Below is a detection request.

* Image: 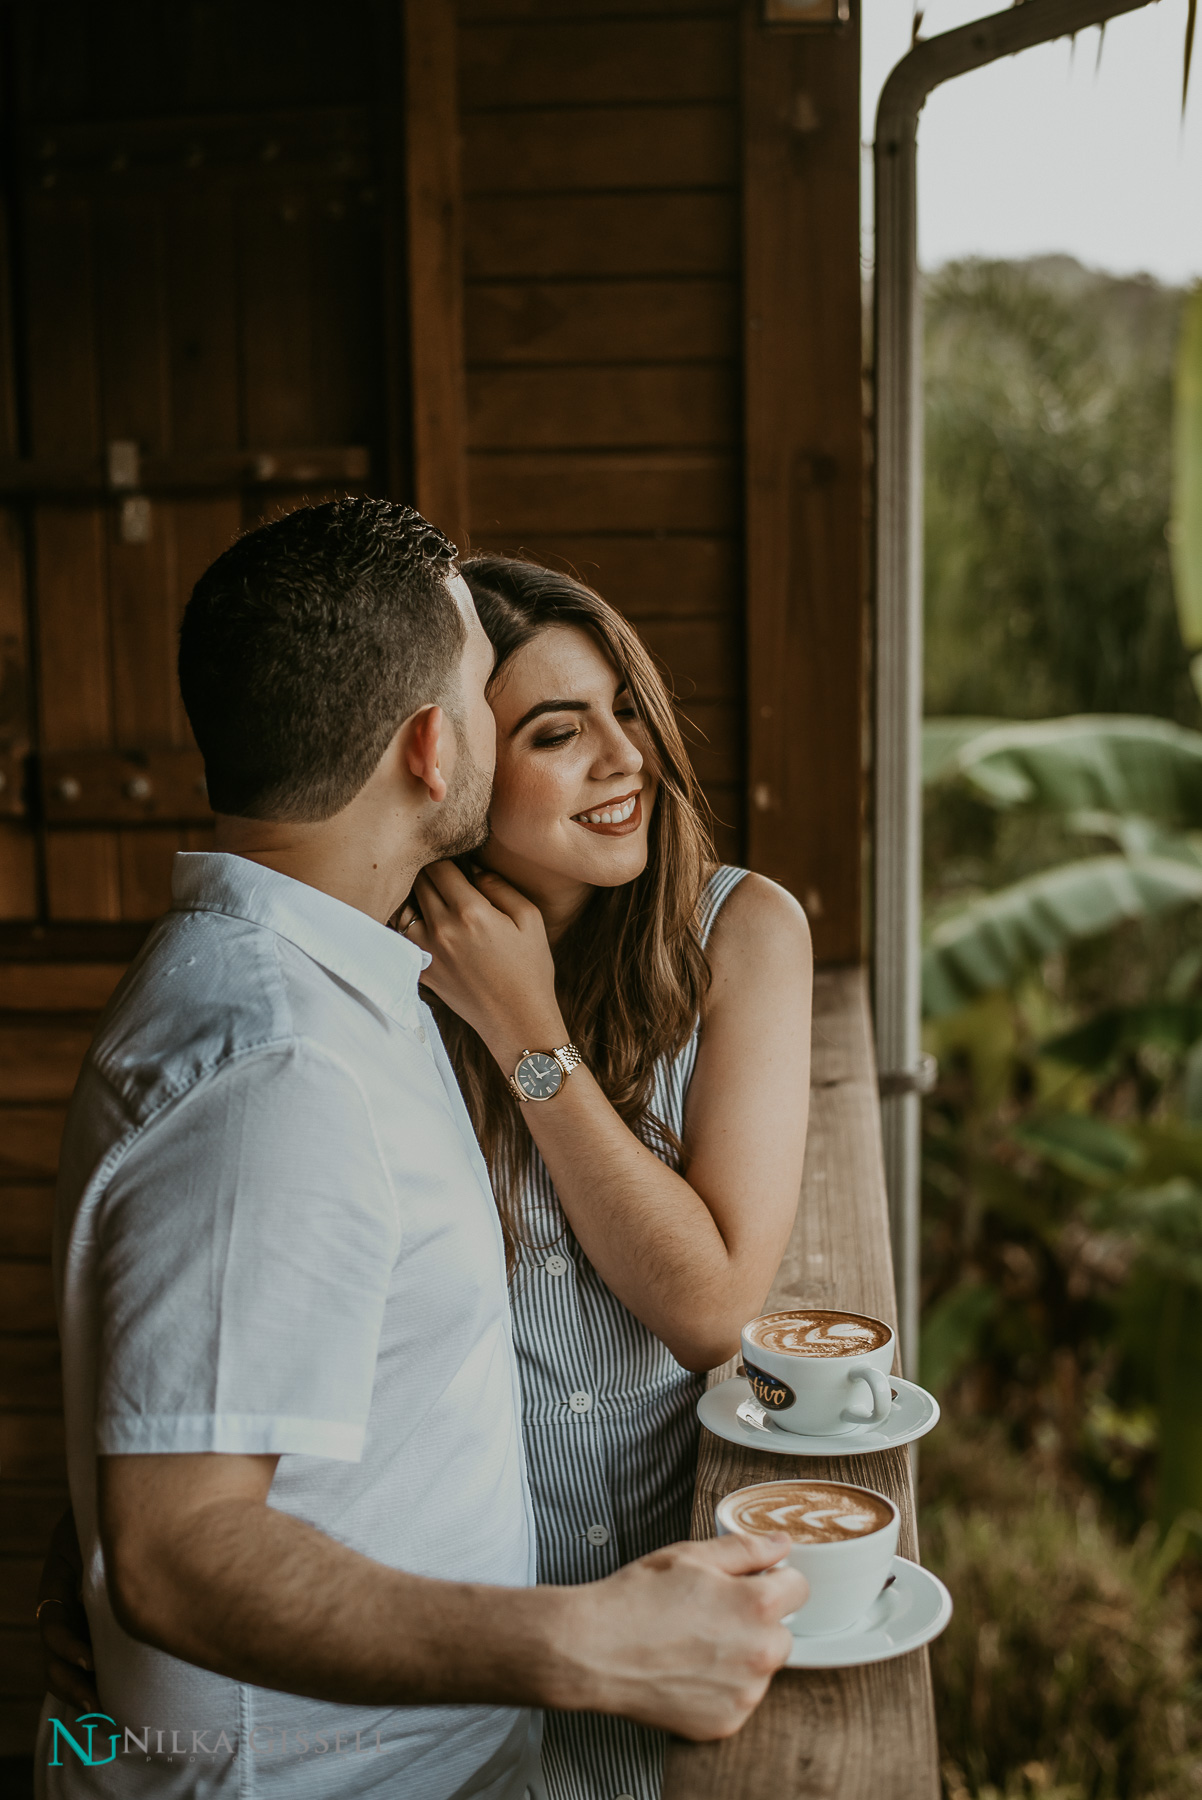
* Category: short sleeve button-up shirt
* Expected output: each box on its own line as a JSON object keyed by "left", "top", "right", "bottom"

{"left": 47, "top": 852, "right": 539, "bottom": 1800}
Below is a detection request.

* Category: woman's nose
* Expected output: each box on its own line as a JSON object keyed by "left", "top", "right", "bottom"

{"left": 595, "top": 719, "right": 643, "bottom": 778}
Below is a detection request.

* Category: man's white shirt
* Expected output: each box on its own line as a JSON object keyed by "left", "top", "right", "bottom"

{"left": 41, "top": 852, "right": 540, "bottom": 1799}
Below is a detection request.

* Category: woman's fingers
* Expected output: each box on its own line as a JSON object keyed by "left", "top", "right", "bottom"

{"left": 45, "top": 1651, "right": 100, "bottom": 1714}
{"left": 418, "top": 860, "right": 478, "bottom": 909}
{"left": 412, "top": 869, "right": 453, "bottom": 922}
{"left": 470, "top": 868, "right": 540, "bottom": 926}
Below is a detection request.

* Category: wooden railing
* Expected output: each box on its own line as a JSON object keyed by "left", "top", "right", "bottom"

{"left": 663, "top": 966, "right": 940, "bottom": 1800}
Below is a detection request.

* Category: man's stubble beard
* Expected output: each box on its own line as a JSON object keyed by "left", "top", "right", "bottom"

{"left": 422, "top": 731, "right": 493, "bottom": 860}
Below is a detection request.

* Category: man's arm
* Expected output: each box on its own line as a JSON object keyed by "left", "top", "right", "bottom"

{"left": 100, "top": 1452, "right": 806, "bottom": 1741}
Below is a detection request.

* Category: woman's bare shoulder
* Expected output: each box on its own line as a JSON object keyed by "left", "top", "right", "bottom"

{"left": 706, "top": 872, "right": 812, "bottom": 993}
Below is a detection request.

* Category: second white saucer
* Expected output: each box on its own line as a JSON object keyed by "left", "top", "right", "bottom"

{"left": 785, "top": 1556, "right": 952, "bottom": 1667}
{"left": 697, "top": 1373, "right": 940, "bottom": 1456}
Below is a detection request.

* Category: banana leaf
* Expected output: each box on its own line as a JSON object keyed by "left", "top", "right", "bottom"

{"left": 1042, "top": 1002, "right": 1202, "bottom": 1072}
{"left": 919, "top": 1279, "right": 998, "bottom": 1395}
{"left": 925, "top": 715, "right": 1202, "bottom": 823}
{"left": 1012, "top": 1113, "right": 1144, "bottom": 1185}
{"left": 921, "top": 717, "right": 1005, "bottom": 785}
{"left": 923, "top": 854, "right": 1202, "bottom": 1017}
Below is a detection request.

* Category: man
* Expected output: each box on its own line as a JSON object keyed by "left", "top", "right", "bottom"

{"left": 40, "top": 499, "right": 804, "bottom": 1798}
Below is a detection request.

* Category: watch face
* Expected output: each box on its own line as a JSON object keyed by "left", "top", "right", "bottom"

{"left": 516, "top": 1052, "right": 563, "bottom": 1101}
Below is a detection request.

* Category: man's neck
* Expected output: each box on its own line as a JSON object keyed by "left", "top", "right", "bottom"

{"left": 212, "top": 816, "right": 424, "bottom": 925}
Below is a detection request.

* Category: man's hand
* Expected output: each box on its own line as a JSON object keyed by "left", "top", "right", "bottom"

{"left": 548, "top": 1530, "right": 807, "bottom": 1740}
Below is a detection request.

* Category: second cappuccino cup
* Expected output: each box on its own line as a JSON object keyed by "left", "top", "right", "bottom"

{"left": 740, "top": 1307, "right": 896, "bottom": 1436}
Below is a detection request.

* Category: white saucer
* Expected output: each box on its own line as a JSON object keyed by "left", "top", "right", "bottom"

{"left": 785, "top": 1556, "right": 951, "bottom": 1667}
{"left": 697, "top": 1374, "right": 940, "bottom": 1456}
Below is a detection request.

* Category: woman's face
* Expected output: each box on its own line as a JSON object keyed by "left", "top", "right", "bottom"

{"left": 479, "top": 623, "right": 659, "bottom": 899}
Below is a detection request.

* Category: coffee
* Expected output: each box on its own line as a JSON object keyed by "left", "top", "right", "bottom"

{"left": 723, "top": 1480, "right": 893, "bottom": 1545}
{"left": 744, "top": 1309, "right": 891, "bottom": 1359}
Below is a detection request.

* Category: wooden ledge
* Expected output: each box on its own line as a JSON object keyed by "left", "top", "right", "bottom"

{"left": 663, "top": 966, "right": 939, "bottom": 1800}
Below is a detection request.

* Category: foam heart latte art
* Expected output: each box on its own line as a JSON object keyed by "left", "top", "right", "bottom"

{"left": 744, "top": 1308, "right": 891, "bottom": 1358}
{"left": 724, "top": 1481, "right": 893, "bottom": 1544}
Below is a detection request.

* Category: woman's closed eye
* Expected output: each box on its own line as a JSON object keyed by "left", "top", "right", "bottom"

{"left": 532, "top": 725, "right": 581, "bottom": 749}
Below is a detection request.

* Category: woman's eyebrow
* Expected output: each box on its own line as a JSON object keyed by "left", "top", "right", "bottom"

{"left": 510, "top": 698, "right": 590, "bottom": 735}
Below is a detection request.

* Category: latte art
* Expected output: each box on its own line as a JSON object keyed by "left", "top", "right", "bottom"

{"left": 724, "top": 1480, "right": 893, "bottom": 1545}
{"left": 745, "top": 1308, "right": 891, "bottom": 1358}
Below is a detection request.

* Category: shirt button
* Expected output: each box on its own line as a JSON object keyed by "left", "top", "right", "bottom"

{"left": 544, "top": 1254, "right": 568, "bottom": 1277}
{"left": 586, "top": 1523, "right": 610, "bottom": 1547}
{"left": 568, "top": 1390, "right": 592, "bottom": 1413}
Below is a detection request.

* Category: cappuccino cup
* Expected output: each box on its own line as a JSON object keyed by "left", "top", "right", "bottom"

{"left": 740, "top": 1307, "right": 896, "bottom": 1437}
{"left": 716, "top": 1478, "right": 900, "bottom": 1636}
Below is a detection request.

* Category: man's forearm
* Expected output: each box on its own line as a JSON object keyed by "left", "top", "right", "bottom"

{"left": 108, "top": 1491, "right": 573, "bottom": 1710}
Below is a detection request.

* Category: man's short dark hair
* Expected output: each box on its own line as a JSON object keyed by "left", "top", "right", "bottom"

{"left": 179, "top": 498, "right": 464, "bottom": 821}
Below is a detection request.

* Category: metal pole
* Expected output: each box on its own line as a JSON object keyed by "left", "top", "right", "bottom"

{"left": 872, "top": 0, "right": 1158, "bottom": 1377}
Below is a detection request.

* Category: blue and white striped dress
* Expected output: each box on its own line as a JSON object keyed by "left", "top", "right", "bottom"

{"left": 509, "top": 865, "right": 749, "bottom": 1800}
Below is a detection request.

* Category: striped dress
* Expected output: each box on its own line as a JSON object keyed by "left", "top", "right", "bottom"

{"left": 509, "top": 865, "right": 749, "bottom": 1800}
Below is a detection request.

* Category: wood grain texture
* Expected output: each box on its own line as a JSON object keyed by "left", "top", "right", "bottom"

{"left": 0, "top": 1023, "right": 94, "bottom": 1102}
{"left": 0, "top": 1188, "right": 56, "bottom": 1259}
{"left": 406, "top": 0, "right": 470, "bottom": 546}
{"left": 465, "top": 280, "right": 738, "bottom": 367}
{"left": 468, "top": 363, "right": 736, "bottom": 450}
{"left": 0, "top": 1261, "right": 54, "bottom": 1334}
{"left": 741, "top": 3, "right": 864, "bottom": 963}
{"left": 662, "top": 970, "right": 939, "bottom": 1800}
{"left": 464, "top": 193, "right": 737, "bottom": 280}
{"left": 462, "top": 104, "right": 736, "bottom": 194}
{"left": 459, "top": 17, "right": 736, "bottom": 108}
{"left": 469, "top": 451, "right": 736, "bottom": 535}
{"left": 463, "top": 533, "right": 738, "bottom": 617}
{"left": 0, "top": 965, "right": 122, "bottom": 1011}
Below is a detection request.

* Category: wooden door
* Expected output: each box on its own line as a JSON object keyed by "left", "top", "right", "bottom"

{"left": 0, "top": 0, "right": 406, "bottom": 1755}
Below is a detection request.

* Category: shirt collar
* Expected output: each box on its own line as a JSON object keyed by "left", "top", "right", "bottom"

{"left": 171, "top": 851, "right": 429, "bottom": 1027}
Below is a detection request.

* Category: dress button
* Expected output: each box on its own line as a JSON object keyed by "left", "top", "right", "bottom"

{"left": 568, "top": 1390, "right": 592, "bottom": 1413}
{"left": 544, "top": 1254, "right": 568, "bottom": 1277}
{"left": 586, "top": 1523, "right": 610, "bottom": 1547}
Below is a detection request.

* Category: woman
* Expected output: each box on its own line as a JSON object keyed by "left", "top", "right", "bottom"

{"left": 39, "top": 556, "right": 812, "bottom": 1800}
{"left": 404, "top": 557, "right": 812, "bottom": 1800}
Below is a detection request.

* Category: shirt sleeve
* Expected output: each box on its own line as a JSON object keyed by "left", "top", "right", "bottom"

{"left": 94, "top": 1040, "right": 401, "bottom": 1462}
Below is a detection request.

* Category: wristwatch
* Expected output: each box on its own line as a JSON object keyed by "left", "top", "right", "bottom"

{"left": 509, "top": 1043, "right": 584, "bottom": 1103}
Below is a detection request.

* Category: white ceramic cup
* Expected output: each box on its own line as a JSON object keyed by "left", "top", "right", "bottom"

{"left": 716, "top": 1479, "right": 900, "bottom": 1636}
{"left": 740, "top": 1307, "right": 896, "bottom": 1437}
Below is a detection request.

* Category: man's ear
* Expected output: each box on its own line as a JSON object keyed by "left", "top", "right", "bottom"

{"left": 404, "top": 705, "right": 449, "bottom": 805}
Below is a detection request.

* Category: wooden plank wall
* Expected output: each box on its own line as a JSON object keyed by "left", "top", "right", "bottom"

{"left": 457, "top": 0, "right": 747, "bottom": 861}
{"left": 0, "top": 961, "right": 125, "bottom": 1754}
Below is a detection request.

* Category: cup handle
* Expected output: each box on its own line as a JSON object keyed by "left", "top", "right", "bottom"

{"left": 842, "top": 1365, "right": 894, "bottom": 1426}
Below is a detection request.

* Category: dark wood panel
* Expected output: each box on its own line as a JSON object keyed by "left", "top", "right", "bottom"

{"left": 24, "top": 193, "right": 100, "bottom": 457}
{"left": 0, "top": 1627, "right": 44, "bottom": 1697}
{"left": 462, "top": 104, "right": 736, "bottom": 194}
{"left": 460, "top": 18, "right": 736, "bottom": 108}
{"left": 42, "top": 748, "right": 209, "bottom": 826}
{"left": 0, "top": 1695, "right": 43, "bottom": 1757}
{"left": 742, "top": 6, "right": 863, "bottom": 960}
{"left": 34, "top": 510, "right": 109, "bottom": 753}
{"left": 116, "top": 829, "right": 182, "bottom": 921}
{"left": 240, "top": 188, "right": 318, "bottom": 446}
{"left": 676, "top": 699, "right": 739, "bottom": 786}
{"left": 0, "top": 1558, "right": 39, "bottom": 1627}
{"left": 108, "top": 514, "right": 180, "bottom": 750}
{"left": 461, "top": 0, "right": 736, "bottom": 17}
{"left": 467, "top": 364, "right": 736, "bottom": 450}
{"left": 463, "top": 193, "right": 737, "bottom": 279}
{"left": 0, "top": 1339, "right": 60, "bottom": 1404}
{"left": 0, "top": 1413, "right": 65, "bottom": 1483}
{"left": 705, "top": 783, "right": 743, "bottom": 865}
{"left": 470, "top": 451, "right": 736, "bottom": 535}
{"left": 640, "top": 616, "right": 740, "bottom": 703}
{"left": 0, "top": 1110, "right": 67, "bottom": 1181}
{"left": 464, "top": 533, "right": 738, "bottom": 616}
{"left": 44, "top": 833, "right": 121, "bottom": 922}
{"left": 0, "top": 1262, "right": 54, "bottom": 1334}
{"left": 0, "top": 965, "right": 121, "bottom": 1011}
{"left": 465, "top": 279, "right": 737, "bottom": 366}
{"left": 95, "top": 196, "right": 170, "bottom": 452}
{"left": 0, "top": 1485, "right": 68, "bottom": 1556}
{"left": 167, "top": 189, "right": 241, "bottom": 453}
{"left": 0, "top": 1189, "right": 55, "bottom": 1259}
{"left": 407, "top": 0, "right": 470, "bottom": 546}
{"left": 0, "top": 1025, "right": 92, "bottom": 1103}
{"left": 0, "top": 1341, "right": 61, "bottom": 1414}
{"left": 0, "top": 827, "right": 36, "bottom": 921}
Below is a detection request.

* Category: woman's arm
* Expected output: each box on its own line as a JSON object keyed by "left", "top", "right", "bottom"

{"left": 410, "top": 865, "right": 812, "bottom": 1371}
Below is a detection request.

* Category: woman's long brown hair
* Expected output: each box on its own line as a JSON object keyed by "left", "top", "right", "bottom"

{"left": 427, "top": 555, "right": 717, "bottom": 1267}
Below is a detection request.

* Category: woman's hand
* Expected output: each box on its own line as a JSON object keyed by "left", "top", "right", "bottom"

{"left": 406, "top": 862, "right": 568, "bottom": 1069}
{"left": 38, "top": 1506, "right": 98, "bottom": 1713}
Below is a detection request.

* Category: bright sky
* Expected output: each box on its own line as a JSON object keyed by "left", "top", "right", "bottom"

{"left": 862, "top": 0, "right": 1202, "bottom": 284}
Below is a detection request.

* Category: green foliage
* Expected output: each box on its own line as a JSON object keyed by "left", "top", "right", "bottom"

{"left": 925, "top": 259, "right": 1194, "bottom": 724}
{"left": 1171, "top": 285, "right": 1202, "bottom": 680}
{"left": 922, "top": 1425, "right": 1202, "bottom": 1800}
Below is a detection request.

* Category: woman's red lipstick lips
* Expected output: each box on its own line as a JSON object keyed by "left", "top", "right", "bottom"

{"left": 571, "top": 791, "right": 643, "bottom": 836}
